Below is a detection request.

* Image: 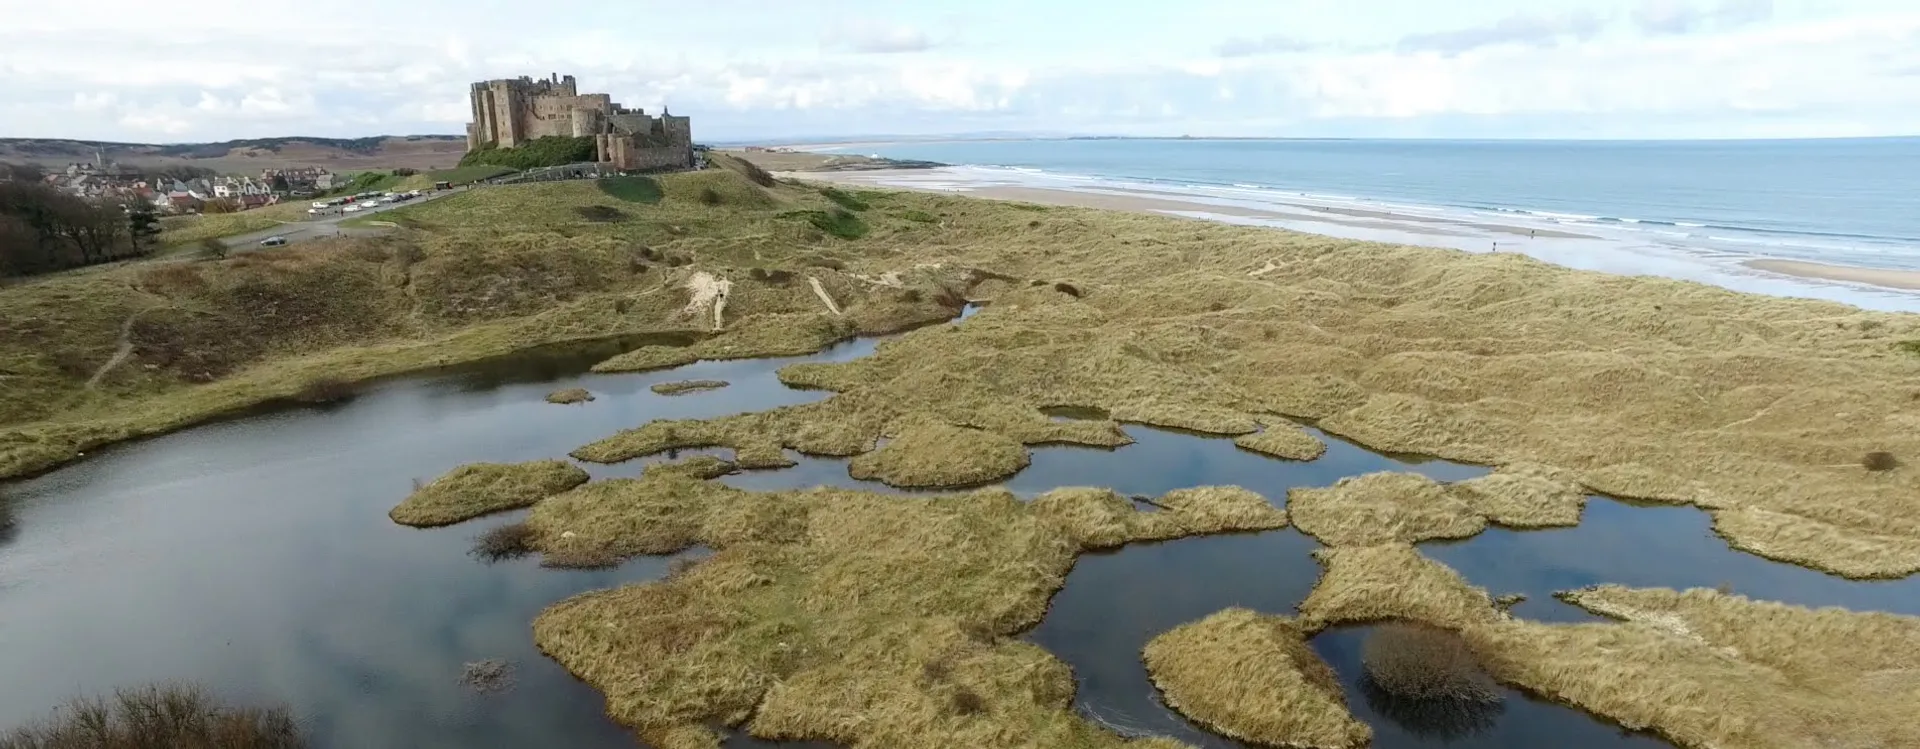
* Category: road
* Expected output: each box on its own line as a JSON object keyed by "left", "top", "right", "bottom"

{"left": 218, "top": 185, "right": 474, "bottom": 250}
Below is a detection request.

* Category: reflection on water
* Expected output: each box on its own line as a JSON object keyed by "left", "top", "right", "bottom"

{"left": 3, "top": 304, "right": 1916, "bottom": 748}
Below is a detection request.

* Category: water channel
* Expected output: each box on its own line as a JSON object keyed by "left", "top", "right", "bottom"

{"left": 4, "top": 310, "right": 1916, "bottom": 748}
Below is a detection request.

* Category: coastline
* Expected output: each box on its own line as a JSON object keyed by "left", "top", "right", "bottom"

{"left": 1744, "top": 259, "right": 1920, "bottom": 292}
{"left": 790, "top": 166, "right": 1920, "bottom": 306}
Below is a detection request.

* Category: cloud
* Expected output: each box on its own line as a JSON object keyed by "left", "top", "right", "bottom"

{"left": 0, "top": 2, "right": 1915, "bottom": 143}
{"left": 1214, "top": 34, "right": 1319, "bottom": 58}
{"left": 1396, "top": 11, "right": 1604, "bottom": 55}
{"left": 1633, "top": 0, "right": 1774, "bottom": 35}
{"left": 823, "top": 21, "right": 934, "bottom": 54}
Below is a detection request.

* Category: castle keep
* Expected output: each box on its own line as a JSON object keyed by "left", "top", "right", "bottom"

{"left": 466, "top": 73, "right": 694, "bottom": 171}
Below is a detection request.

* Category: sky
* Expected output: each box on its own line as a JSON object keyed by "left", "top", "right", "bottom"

{"left": 1, "top": 0, "right": 1917, "bottom": 143}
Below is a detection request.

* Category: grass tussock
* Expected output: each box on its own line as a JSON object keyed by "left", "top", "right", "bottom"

{"left": 650, "top": 379, "right": 729, "bottom": 396}
{"left": 525, "top": 459, "right": 1285, "bottom": 747}
{"left": 1232, "top": 424, "right": 1327, "bottom": 461}
{"left": 1030, "top": 486, "right": 1288, "bottom": 549}
{"left": 1141, "top": 608, "right": 1369, "bottom": 749}
{"left": 1862, "top": 451, "right": 1899, "bottom": 471}
{"left": 847, "top": 420, "right": 1032, "bottom": 488}
{"left": 590, "top": 345, "right": 700, "bottom": 374}
{"left": 388, "top": 459, "right": 589, "bottom": 527}
{"left": 0, "top": 682, "right": 303, "bottom": 749}
{"left": 1289, "top": 466, "right": 1588, "bottom": 547}
{"left": 546, "top": 387, "right": 594, "bottom": 405}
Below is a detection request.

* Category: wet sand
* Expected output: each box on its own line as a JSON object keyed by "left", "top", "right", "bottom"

{"left": 786, "top": 170, "right": 1504, "bottom": 241}
{"left": 1744, "top": 259, "right": 1920, "bottom": 291}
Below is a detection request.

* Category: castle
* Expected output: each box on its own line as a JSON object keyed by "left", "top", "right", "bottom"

{"left": 465, "top": 73, "right": 694, "bottom": 171}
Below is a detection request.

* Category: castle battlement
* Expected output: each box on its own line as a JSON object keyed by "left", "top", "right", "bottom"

{"left": 466, "top": 73, "right": 694, "bottom": 171}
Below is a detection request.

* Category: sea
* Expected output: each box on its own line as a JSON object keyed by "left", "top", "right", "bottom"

{"left": 816, "top": 138, "right": 1920, "bottom": 312}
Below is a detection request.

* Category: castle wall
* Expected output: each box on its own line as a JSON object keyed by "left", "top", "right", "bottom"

{"left": 471, "top": 73, "right": 694, "bottom": 170}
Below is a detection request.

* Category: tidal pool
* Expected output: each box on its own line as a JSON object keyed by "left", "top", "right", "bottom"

{"left": 4, "top": 311, "right": 1915, "bottom": 748}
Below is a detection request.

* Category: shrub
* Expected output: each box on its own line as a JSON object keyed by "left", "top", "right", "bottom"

{"left": 573, "top": 205, "right": 627, "bottom": 223}
{"left": 1027, "top": 220, "right": 1041, "bottom": 228}
{"left": 1863, "top": 451, "right": 1900, "bottom": 471}
{"left": 198, "top": 237, "right": 228, "bottom": 260}
{"left": 459, "top": 136, "right": 596, "bottom": 169}
{"left": 0, "top": 682, "right": 303, "bottom": 749}
{"left": 471, "top": 522, "right": 536, "bottom": 563}
{"left": 898, "top": 209, "right": 938, "bottom": 224}
{"left": 1052, "top": 282, "right": 1082, "bottom": 298}
{"left": 698, "top": 187, "right": 724, "bottom": 206}
{"left": 782, "top": 209, "right": 868, "bottom": 240}
{"left": 901, "top": 288, "right": 924, "bottom": 303}
{"left": 391, "top": 167, "right": 418, "bottom": 177}
{"left": 820, "top": 187, "right": 869, "bottom": 212}
{"left": 1897, "top": 340, "right": 1920, "bottom": 357}
{"left": 1360, "top": 623, "right": 1498, "bottom": 702}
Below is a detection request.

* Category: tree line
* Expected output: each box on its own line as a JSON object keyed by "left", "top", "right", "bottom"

{"left": 0, "top": 181, "right": 157, "bottom": 278}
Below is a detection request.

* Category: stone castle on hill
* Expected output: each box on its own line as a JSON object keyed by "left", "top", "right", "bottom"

{"left": 465, "top": 73, "right": 693, "bottom": 171}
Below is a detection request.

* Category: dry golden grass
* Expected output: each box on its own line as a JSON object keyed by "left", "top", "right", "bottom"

{"left": 546, "top": 387, "right": 594, "bottom": 404}
{"left": 1142, "top": 608, "right": 1369, "bottom": 749}
{"left": 1446, "top": 463, "right": 1587, "bottom": 528}
{"left": 524, "top": 457, "right": 1285, "bottom": 748}
{"left": 1288, "top": 472, "right": 1487, "bottom": 546}
{"left": 388, "top": 459, "right": 589, "bottom": 527}
{"left": 20, "top": 173, "right": 1914, "bottom": 580}
{"left": 650, "top": 379, "right": 729, "bottom": 395}
{"left": 1295, "top": 542, "right": 1920, "bottom": 748}
{"left": 1288, "top": 465, "right": 1589, "bottom": 546}
{"left": 590, "top": 345, "right": 699, "bottom": 373}
{"left": 847, "top": 419, "right": 1032, "bottom": 487}
{"left": 1231, "top": 423, "right": 1327, "bottom": 460}
{"left": 1029, "top": 486, "right": 1288, "bottom": 549}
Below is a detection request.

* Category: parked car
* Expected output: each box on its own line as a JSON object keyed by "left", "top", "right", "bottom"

{"left": 343, "top": 204, "right": 363, "bottom": 213}
{"left": 310, "top": 201, "right": 329, "bottom": 209}
{"left": 259, "top": 236, "right": 288, "bottom": 247}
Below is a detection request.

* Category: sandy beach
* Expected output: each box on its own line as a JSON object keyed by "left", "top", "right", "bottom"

{"left": 787, "top": 166, "right": 1920, "bottom": 303}
{"left": 783, "top": 169, "right": 1541, "bottom": 243}
{"left": 1745, "top": 259, "right": 1920, "bottom": 291}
